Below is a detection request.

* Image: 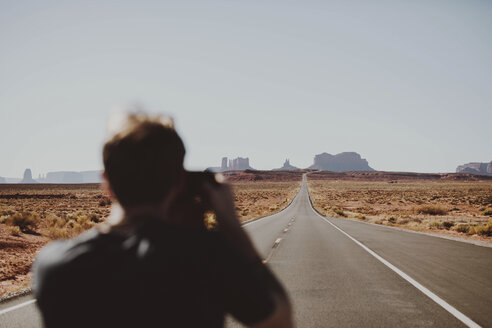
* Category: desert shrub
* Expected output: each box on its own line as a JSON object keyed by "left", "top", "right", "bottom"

{"left": 44, "top": 212, "right": 98, "bottom": 240}
{"left": 47, "top": 226, "right": 71, "bottom": 240}
{"left": 483, "top": 209, "right": 492, "bottom": 216}
{"left": 473, "top": 226, "right": 486, "bottom": 236}
{"left": 469, "top": 221, "right": 492, "bottom": 237}
{"left": 454, "top": 224, "right": 469, "bottom": 233}
{"left": 356, "top": 207, "right": 379, "bottom": 215}
{"left": 1, "top": 209, "right": 14, "bottom": 216}
{"left": 99, "top": 197, "right": 112, "bottom": 206}
{"left": 442, "top": 221, "right": 454, "bottom": 230}
{"left": 332, "top": 207, "right": 346, "bottom": 217}
{"left": 467, "top": 225, "right": 480, "bottom": 235}
{"left": 387, "top": 217, "right": 397, "bottom": 224}
{"left": 482, "top": 221, "right": 492, "bottom": 236}
{"left": 8, "top": 226, "right": 21, "bottom": 236}
{"left": 0, "top": 215, "right": 9, "bottom": 224}
{"left": 66, "top": 219, "right": 76, "bottom": 228}
{"left": 90, "top": 214, "right": 101, "bottom": 223}
{"left": 7, "top": 212, "right": 39, "bottom": 233}
{"left": 47, "top": 214, "right": 67, "bottom": 228}
{"left": 428, "top": 221, "right": 442, "bottom": 230}
{"left": 73, "top": 214, "right": 95, "bottom": 230}
{"left": 481, "top": 195, "right": 492, "bottom": 206}
{"left": 416, "top": 205, "right": 448, "bottom": 216}
{"left": 355, "top": 214, "right": 366, "bottom": 220}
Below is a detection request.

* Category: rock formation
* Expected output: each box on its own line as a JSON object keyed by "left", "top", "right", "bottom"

{"left": 228, "top": 157, "right": 252, "bottom": 170}
{"left": 20, "top": 168, "right": 38, "bottom": 183}
{"left": 208, "top": 157, "right": 255, "bottom": 172}
{"left": 273, "top": 159, "right": 299, "bottom": 171}
{"left": 79, "top": 171, "right": 103, "bottom": 183}
{"left": 39, "top": 170, "right": 103, "bottom": 183}
{"left": 456, "top": 161, "right": 492, "bottom": 176}
{"left": 308, "top": 152, "right": 374, "bottom": 171}
{"left": 46, "top": 171, "right": 83, "bottom": 183}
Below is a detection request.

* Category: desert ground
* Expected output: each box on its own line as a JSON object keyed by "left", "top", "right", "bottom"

{"left": 223, "top": 170, "right": 302, "bottom": 222}
{"left": 2, "top": 169, "right": 491, "bottom": 300}
{"left": 0, "top": 171, "right": 302, "bottom": 298}
{"left": 307, "top": 171, "right": 492, "bottom": 241}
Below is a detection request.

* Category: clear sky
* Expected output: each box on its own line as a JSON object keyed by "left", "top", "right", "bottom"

{"left": 1, "top": 0, "right": 491, "bottom": 178}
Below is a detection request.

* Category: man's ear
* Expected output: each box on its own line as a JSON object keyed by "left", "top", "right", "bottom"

{"left": 102, "top": 171, "right": 114, "bottom": 199}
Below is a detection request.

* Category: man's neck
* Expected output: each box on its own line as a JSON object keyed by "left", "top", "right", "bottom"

{"left": 101, "top": 203, "right": 167, "bottom": 234}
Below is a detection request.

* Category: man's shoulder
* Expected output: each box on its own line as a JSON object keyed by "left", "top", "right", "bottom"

{"left": 34, "top": 223, "right": 227, "bottom": 274}
{"left": 34, "top": 229, "right": 106, "bottom": 278}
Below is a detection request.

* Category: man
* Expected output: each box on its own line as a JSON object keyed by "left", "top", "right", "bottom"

{"left": 33, "top": 113, "right": 293, "bottom": 328}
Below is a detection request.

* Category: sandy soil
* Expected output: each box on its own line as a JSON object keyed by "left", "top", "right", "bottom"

{"left": 307, "top": 172, "right": 492, "bottom": 243}
{"left": 0, "top": 184, "right": 111, "bottom": 297}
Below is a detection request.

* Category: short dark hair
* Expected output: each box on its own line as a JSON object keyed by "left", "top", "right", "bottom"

{"left": 103, "top": 113, "right": 185, "bottom": 207}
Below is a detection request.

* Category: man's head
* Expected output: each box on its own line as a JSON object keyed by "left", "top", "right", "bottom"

{"left": 103, "top": 113, "right": 185, "bottom": 208}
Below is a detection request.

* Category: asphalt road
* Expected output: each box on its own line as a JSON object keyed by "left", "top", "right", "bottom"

{"left": 1, "top": 175, "right": 491, "bottom": 327}
{"left": 229, "top": 175, "right": 491, "bottom": 327}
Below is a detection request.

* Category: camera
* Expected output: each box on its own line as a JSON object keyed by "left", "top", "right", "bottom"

{"left": 168, "top": 171, "right": 224, "bottom": 228}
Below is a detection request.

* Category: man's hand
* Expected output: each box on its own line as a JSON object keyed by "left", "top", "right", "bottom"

{"left": 203, "top": 177, "right": 294, "bottom": 328}
{"left": 201, "top": 179, "right": 261, "bottom": 263}
{"left": 201, "top": 181, "right": 237, "bottom": 222}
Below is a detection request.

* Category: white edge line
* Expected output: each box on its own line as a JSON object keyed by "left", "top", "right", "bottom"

{"left": 334, "top": 215, "right": 492, "bottom": 249}
{"left": 314, "top": 210, "right": 481, "bottom": 328}
{"left": 305, "top": 172, "right": 482, "bottom": 327}
{"left": 0, "top": 299, "right": 36, "bottom": 316}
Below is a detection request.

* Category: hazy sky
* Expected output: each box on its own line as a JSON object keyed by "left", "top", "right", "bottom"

{"left": 1, "top": 0, "right": 491, "bottom": 178}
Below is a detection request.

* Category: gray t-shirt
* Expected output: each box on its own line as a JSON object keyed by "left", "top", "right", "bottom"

{"left": 33, "top": 220, "right": 279, "bottom": 328}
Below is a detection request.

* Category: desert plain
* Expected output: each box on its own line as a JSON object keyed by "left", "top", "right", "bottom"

{"left": 0, "top": 170, "right": 302, "bottom": 298}
{"left": 308, "top": 171, "right": 492, "bottom": 240}
{"left": 1, "top": 169, "right": 491, "bottom": 300}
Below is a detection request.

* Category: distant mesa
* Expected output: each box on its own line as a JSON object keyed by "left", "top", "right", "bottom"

{"left": 207, "top": 157, "right": 255, "bottom": 172}
{"left": 0, "top": 169, "right": 103, "bottom": 184}
{"left": 308, "top": 152, "right": 374, "bottom": 171}
{"left": 223, "top": 157, "right": 254, "bottom": 171}
{"left": 37, "top": 170, "right": 103, "bottom": 183}
{"left": 273, "top": 159, "right": 299, "bottom": 171}
{"left": 456, "top": 161, "right": 492, "bottom": 176}
{"left": 2, "top": 169, "right": 104, "bottom": 184}
{"left": 207, "top": 152, "right": 374, "bottom": 172}
{"left": 20, "top": 168, "right": 38, "bottom": 184}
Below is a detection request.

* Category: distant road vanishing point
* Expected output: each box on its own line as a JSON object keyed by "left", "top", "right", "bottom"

{"left": 1, "top": 175, "right": 491, "bottom": 328}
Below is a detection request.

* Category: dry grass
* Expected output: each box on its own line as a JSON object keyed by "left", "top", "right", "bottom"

{"left": 415, "top": 205, "right": 448, "bottom": 216}
{"left": 5, "top": 212, "right": 40, "bottom": 234}
{"left": 7, "top": 226, "right": 21, "bottom": 236}
{"left": 230, "top": 181, "right": 301, "bottom": 222}
{"left": 0, "top": 184, "right": 111, "bottom": 296}
{"left": 307, "top": 178, "right": 492, "bottom": 241}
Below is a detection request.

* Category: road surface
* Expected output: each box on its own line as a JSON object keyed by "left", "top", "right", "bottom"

{"left": 1, "top": 175, "right": 491, "bottom": 327}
